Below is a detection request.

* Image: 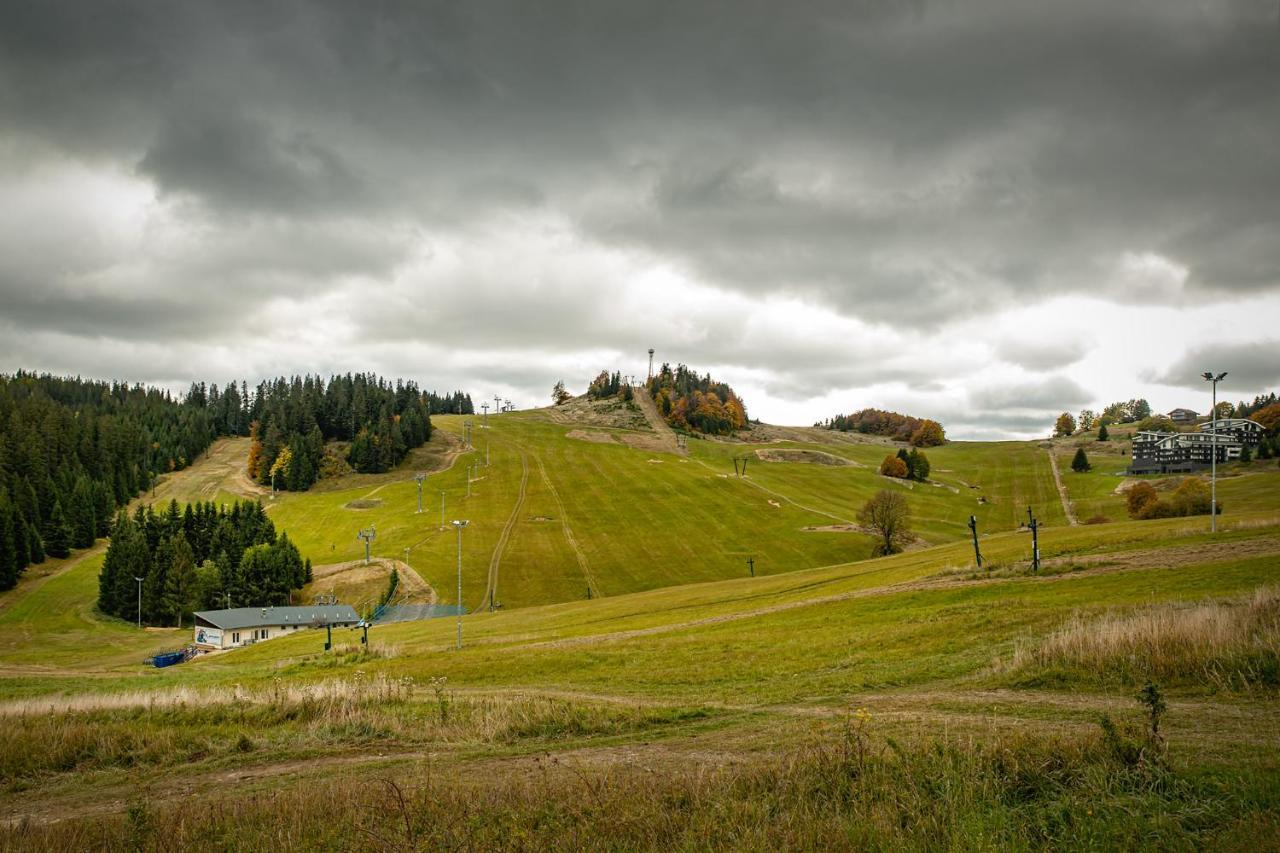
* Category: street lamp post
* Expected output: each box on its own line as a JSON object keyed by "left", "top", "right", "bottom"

{"left": 1203, "top": 371, "right": 1228, "bottom": 533}
{"left": 451, "top": 520, "right": 469, "bottom": 649}
{"left": 440, "top": 490, "right": 446, "bottom": 530}
{"left": 134, "top": 576, "right": 144, "bottom": 628}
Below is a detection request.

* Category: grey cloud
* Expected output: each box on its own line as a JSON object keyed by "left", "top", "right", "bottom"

{"left": 138, "top": 112, "right": 371, "bottom": 216}
{"left": 1148, "top": 341, "right": 1280, "bottom": 393}
{"left": 996, "top": 338, "right": 1090, "bottom": 372}
{"left": 969, "top": 375, "right": 1092, "bottom": 412}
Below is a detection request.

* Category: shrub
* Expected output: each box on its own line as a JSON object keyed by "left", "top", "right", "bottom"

{"left": 1126, "top": 482, "right": 1159, "bottom": 518}
{"left": 1084, "top": 514, "right": 1110, "bottom": 525}
{"left": 879, "top": 455, "right": 909, "bottom": 478}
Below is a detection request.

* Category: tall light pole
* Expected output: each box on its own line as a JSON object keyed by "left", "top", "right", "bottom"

{"left": 648, "top": 348, "right": 655, "bottom": 381}
{"left": 451, "top": 519, "right": 469, "bottom": 650}
{"left": 413, "top": 473, "right": 426, "bottom": 513}
{"left": 134, "top": 576, "right": 144, "bottom": 627}
{"left": 440, "top": 490, "right": 446, "bottom": 530}
{"left": 1203, "top": 371, "right": 1227, "bottom": 533}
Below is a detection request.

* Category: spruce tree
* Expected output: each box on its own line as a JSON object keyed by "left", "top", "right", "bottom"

{"left": 1071, "top": 447, "right": 1092, "bottom": 472}
{"left": 69, "top": 476, "right": 96, "bottom": 549}
{"left": 1097, "top": 422, "right": 1110, "bottom": 442}
{"left": 27, "top": 522, "right": 45, "bottom": 564}
{"left": 0, "top": 503, "right": 17, "bottom": 591}
{"left": 164, "top": 532, "right": 198, "bottom": 628}
{"left": 43, "top": 500, "right": 73, "bottom": 559}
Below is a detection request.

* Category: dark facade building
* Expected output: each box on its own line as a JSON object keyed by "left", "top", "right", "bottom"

{"left": 1129, "top": 418, "right": 1263, "bottom": 474}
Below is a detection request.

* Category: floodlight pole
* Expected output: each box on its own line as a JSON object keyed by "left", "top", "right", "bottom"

{"left": 440, "top": 490, "right": 446, "bottom": 530}
{"left": 134, "top": 576, "right": 144, "bottom": 628}
{"left": 452, "top": 520, "right": 469, "bottom": 649}
{"left": 648, "top": 348, "right": 655, "bottom": 380}
{"left": 1204, "top": 371, "right": 1227, "bottom": 533}
{"left": 414, "top": 473, "right": 426, "bottom": 513}
{"left": 968, "top": 515, "right": 983, "bottom": 569}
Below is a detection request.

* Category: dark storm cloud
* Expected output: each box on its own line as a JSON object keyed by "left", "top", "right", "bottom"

{"left": 1149, "top": 341, "right": 1280, "bottom": 392}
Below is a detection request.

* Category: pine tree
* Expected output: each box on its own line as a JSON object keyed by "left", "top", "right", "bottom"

{"left": 1071, "top": 447, "right": 1091, "bottom": 472}
{"left": 1097, "top": 423, "right": 1110, "bottom": 442}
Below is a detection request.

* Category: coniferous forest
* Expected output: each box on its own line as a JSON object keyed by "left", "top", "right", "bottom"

{"left": 0, "top": 372, "right": 461, "bottom": 592}
{"left": 97, "top": 499, "right": 309, "bottom": 626}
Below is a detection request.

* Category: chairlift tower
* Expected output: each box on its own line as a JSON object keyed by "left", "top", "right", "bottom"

{"left": 357, "top": 525, "right": 376, "bottom": 565}
{"left": 413, "top": 473, "right": 426, "bottom": 513}
{"left": 1025, "top": 508, "right": 1039, "bottom": 572}
{"left": 967, "top": 515, "right": 983, "bottom": 569}
{"left": 481, "top": 402, "right": 490, "bottom": 428}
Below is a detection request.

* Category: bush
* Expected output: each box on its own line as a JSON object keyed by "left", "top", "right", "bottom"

{"left": 1084, "top": 514, "right": 1110, "bottom": 525}
{"left": 1126, "top": 482, "right": 1159, "bottom": 518}
{"left": 879, "top": 455, "right": 909, "bottom": 478}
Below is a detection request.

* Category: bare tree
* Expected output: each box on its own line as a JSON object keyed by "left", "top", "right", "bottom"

{"left": 858, "top": 489, "right": 912, "bottom": 556}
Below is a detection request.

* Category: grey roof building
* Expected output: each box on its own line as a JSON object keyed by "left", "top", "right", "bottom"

{"left": 193, "top": 605, "right": 360, "bottom": 649}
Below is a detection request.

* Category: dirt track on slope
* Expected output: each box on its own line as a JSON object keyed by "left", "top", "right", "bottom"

{"left": 631, "top": 385, "right": 684, "bottom": 455}
{"left": 479, "top": 450, "right": 529, "bottom": 613}
{"left": 1047, "top": 450, "right": 1079, "bottom": 525}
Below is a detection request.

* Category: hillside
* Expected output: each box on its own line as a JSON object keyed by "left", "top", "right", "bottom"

{"left": 1, "top": 403, "right": 1279, "bottom": 847}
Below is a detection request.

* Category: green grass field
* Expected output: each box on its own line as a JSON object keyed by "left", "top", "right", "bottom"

{"left": 1, "top": 406, "right": 1278, "bottom": 848}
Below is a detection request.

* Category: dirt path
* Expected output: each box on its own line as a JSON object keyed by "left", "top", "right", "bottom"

{"left": 309, "top": 558, "right": 437, "bottom": 604}
{"left": 533, "top": 454, "right": 599, "bottom": 597}
{"left": 631, "top": 383, "right": 684, "bottom": 455}
{"left": 480, "top": 450, "right": 529, "bottom": 613}
{"left": 1047, "top": 450, "right": 1079, "bottom": 525}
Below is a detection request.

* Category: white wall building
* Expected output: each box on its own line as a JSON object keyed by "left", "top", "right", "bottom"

{"left": 193, "top": 605, "right": 360, "bottom": 650}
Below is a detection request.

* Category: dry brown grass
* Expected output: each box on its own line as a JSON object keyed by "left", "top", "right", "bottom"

{"left": 1010, "top": 586, "right": 1280, "bottom": 689}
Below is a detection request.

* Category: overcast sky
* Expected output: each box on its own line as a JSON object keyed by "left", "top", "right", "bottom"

{"left": 1, "top": 1, "right": 1277, "bottom": 438}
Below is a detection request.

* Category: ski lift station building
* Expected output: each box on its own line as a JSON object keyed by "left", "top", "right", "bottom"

{"left": 193, "top": 605, "right": 360, "bottom": 650}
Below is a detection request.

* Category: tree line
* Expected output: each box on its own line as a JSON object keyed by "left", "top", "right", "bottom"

{"left": 0, "top": 373, "right": 218, "bottom": 591}
{"left": 821, "top": 409, "right": 946, "bottom": 447}
{"left": 97, "top": 499, "right": 309, "bottom": 626}
{"left": 0, "top": 371, "right": 463, "bottom": 592}
{"left": 240, "top": 374, "right": 438, "bottom": 491}
{"left": 648, "top": 363, "right": 748, "bottom": 436}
